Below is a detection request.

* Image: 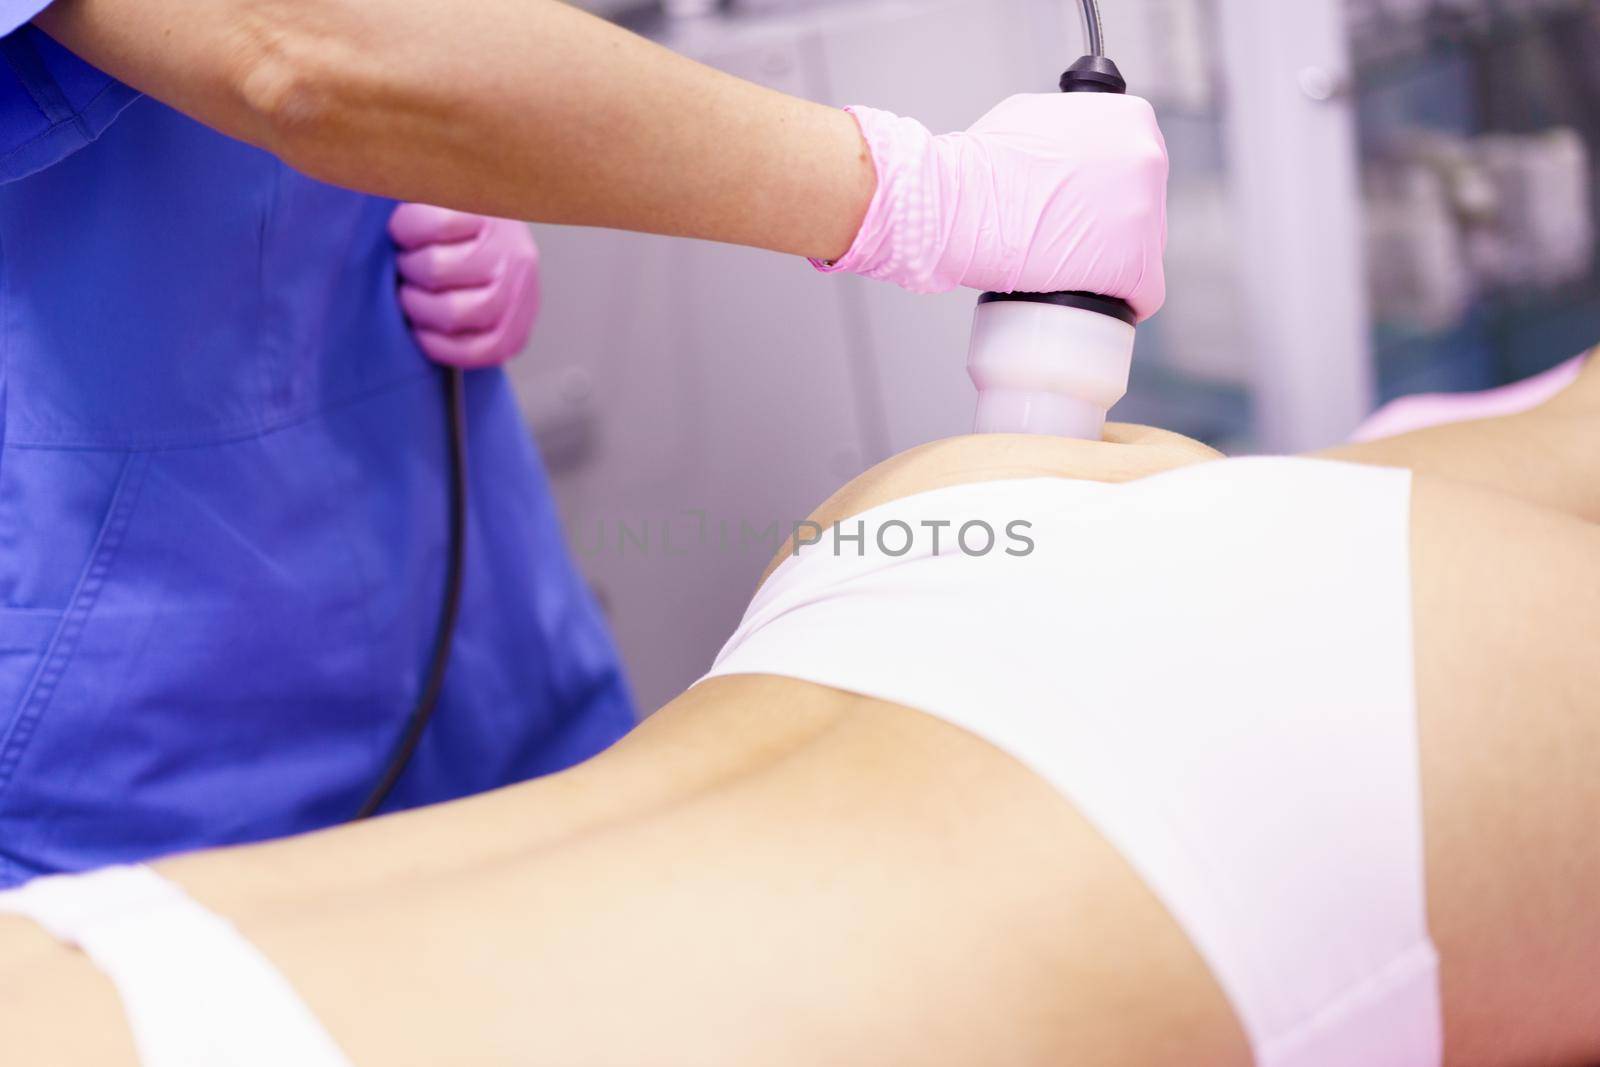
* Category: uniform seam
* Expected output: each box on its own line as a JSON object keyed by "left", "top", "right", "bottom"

{"left": 254, "top": 161, "right": 283, "bottom": 431}
{"left": 0, "top": 79, "right": 138, "bottom": 176}
{"left": 2, "top": 215, "right": 8, "bottom": 453}
{"left": 0, "top": 33, "right": 80, "bottom": 129}
{"left": 3, "top": 367, "right": 434, "bottom": 453}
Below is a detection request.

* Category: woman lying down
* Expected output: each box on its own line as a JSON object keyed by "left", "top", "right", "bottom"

{"left": 4, "top": 356, "right": 1599, "bottom": 1067}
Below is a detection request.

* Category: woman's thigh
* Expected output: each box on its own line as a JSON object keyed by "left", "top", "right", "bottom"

{"left": 1409, "top": 475, "right": 1600, "bottom": 1067}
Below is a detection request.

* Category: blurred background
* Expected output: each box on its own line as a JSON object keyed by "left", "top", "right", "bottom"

{"left": 511, "top": 0, "right": 1600, "bottom": 711}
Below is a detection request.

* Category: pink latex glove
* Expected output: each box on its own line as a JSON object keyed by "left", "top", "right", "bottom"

{"left": 1351, "top": 355, "right": 1585, "bottom": 442}
{"left": 389, "top": 204, "right": 541, "bottom": 369}
{"left": 816, "top": 94, "right": 1169, "bottom": 320}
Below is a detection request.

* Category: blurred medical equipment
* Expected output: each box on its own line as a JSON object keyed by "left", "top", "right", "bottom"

{"left": 1347, "top": 0, "right": 1600, "bottom": 400}
{"left": 1366, "top": 128, "right": 1594, "bottom": 332}
{"left": 967, "top": 0, "right": 1140, "bottom": 439}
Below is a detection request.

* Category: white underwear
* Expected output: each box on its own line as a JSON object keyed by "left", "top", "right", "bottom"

{"left": 705, "top": 457, "right": 1442, "bottom": 1067}
{"left": 0, "top": 864, "right": 351, "bottom": 1067}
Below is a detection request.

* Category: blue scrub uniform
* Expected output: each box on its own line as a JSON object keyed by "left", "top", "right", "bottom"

{"left": 0, "top": 17, "right": 636, "bottom": 887}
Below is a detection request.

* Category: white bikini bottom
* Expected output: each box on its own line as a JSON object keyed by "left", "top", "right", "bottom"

{"left": 0, "top": 863, "right": 351, "bottom": 1066}
{"left": 705, "top": 457, "right": 1441, "bottom": 1067}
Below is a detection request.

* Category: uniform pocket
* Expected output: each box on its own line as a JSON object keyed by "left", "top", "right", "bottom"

{"left": 0, "top": 450, "right": 148, "bottom": 885}
{"left": 0, "top": 423, "right": 396, "bottom": 882}
{"left": 0, "top": 451, "right": 149, "bottom": 799}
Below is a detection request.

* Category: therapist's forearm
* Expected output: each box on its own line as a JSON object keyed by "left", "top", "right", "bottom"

{"left": 34, "top": 0, "right": 876, "bottom": 261}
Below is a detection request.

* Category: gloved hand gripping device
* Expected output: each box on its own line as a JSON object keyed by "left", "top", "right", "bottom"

{"left": 967, "top": 0, "right": 1139, "bottom": 439}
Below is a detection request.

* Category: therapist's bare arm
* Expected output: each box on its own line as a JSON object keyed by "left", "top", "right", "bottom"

{"left": 34, "top": 0, "right": 875, "bottom": 262}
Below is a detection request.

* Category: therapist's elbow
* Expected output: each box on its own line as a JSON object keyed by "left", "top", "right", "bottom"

{"left": 238, "top": 54, "right": 322, "bottom": 150}
{"left": 232, "top": 19, "right": 361, "bottom": 171}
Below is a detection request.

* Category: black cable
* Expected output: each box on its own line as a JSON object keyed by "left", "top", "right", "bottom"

{"left": 356, "top": 367, "right": 470, "bottom": 820}
{"left": 1078, "top": 0, "right": 1105, "bottom": 57}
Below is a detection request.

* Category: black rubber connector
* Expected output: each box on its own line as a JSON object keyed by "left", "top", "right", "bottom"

{"left": 978, "top": 290, "right": 1138, "bottom": 326}
{"left": 1060, "top": 55, "right": 1128, "bottom": 95}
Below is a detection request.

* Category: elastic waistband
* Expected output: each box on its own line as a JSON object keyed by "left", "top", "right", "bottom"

{"left": 0, "top": 865, "right": 354, "bottom": 1067}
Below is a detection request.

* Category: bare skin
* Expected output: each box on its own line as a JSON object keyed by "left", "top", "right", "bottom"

{"left": 2, "top": 360, "right": 1598, "bottom": 1066}
{"left": 34, "top": 0, "right": 877, "bottom": 262}
{"left": 1317, "top": 351, "right": 1600, "bottom": 523}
